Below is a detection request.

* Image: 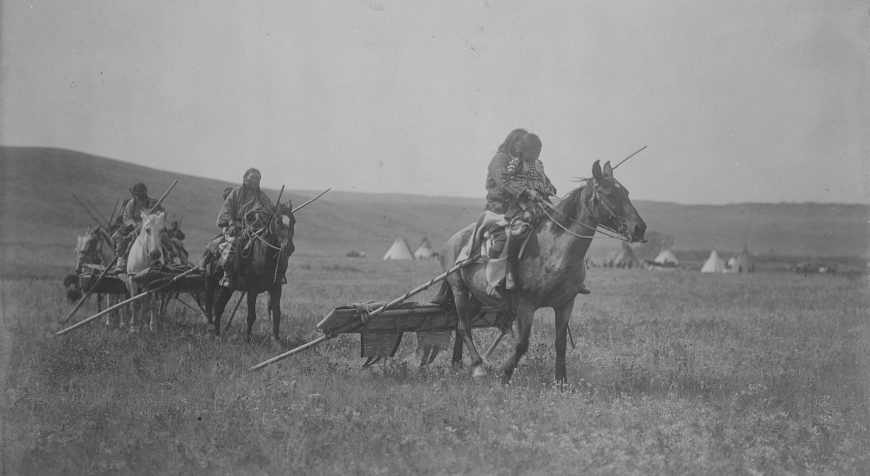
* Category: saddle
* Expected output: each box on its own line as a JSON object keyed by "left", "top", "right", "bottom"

{"left": 457, "top": 211, "right": 535, "bottom": 294}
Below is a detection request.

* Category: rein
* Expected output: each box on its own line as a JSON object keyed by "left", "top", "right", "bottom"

{"left": 242, "top": 208, "right": 292, "bottom": 284}
{"left": 539, "top": 185, "right": 628, "bottom": 242}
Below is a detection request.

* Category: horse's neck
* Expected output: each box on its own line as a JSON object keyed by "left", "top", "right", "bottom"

{"left": 540, "top": 185, "right": 597, "bottom": 258}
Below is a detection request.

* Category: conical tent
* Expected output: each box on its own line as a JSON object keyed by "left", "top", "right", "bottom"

{"left": 654, "top": 249, "right": 679, "bottom": 266}
{"left": 700, "top": 250, "right": 726, "bottom": 273}
{"left": 612, "top": 243, "right": 642, "bottom": 268}
{"left": 730, "top": 245, "right": 755, "bottom": 273}
{"left": 413, "top": 238, "right": 437, "bottom": 260}
{"left": 383, "top": 237, "right": 414, "bottom": 260}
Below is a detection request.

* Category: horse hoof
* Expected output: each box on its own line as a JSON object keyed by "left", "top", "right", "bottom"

{"left": 472, "top": 366, "right": 488, "bottom": 378}
{"left": 128, "top": 327, "right": 139, "bottom": 334}
{"left": 148, "top": 326, "right": 157, "bottom": 333}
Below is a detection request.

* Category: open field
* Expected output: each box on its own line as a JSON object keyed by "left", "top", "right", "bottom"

{"left": 2, "top": 256, "right": 868, "bottom": 474}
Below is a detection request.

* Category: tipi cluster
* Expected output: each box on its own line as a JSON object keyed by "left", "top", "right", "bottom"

{"left": 382, "top": 237, "right": 439, "bottom": 261}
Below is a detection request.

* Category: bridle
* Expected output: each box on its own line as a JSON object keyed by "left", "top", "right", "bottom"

{"left": 538, "top": 179, "right": 630, "bottom": 242}
{"left": 242, "top": 206, "right": 294, "bottom": 283}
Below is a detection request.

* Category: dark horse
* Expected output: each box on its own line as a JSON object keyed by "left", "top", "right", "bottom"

{"left": 438, "top": 160, "right": 646, "bottom": 383}
{"left": 204, "top": 202, "right": 295, "bottom": 343}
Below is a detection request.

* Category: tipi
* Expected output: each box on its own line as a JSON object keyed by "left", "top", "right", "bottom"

{"left": 653, "top": 249, "right": 680, "bottom": 267}
{"left": 729, "top": 245, "right": 755, "bottom": 273}
{"left": 700, "top": 250, "right": 726, "bottom": 273}
{"left": 612, "top": 243, "right": 642, "bottom": 268}
{"left": 383, "top": 237, "right": 414, "bottom": 260}
{"left": 413, "top": 238, "right": 438, "bottom": 260}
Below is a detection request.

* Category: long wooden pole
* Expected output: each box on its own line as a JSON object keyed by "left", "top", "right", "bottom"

{"left": 291, "top": 188, "right": 331, "bottom": 213}
{"left": 363, "top": 259, "right": 470, "bottom": 323}
{"left": 56, "top": 266, "right": 198, "bottom": 336}
{"left": 483, "top": 329, "right": 507, "bottom": 360}
{"left": 612, "top": 145, "right": 647, "bottom": 170}
{"left": 60, "top": 256, "right": 119, "bottom": 324}
{"left": 223, "top": 292, "right": 246, "bottom": 332}
{"left": 71, "top": 192, "right": 109, "bottom": 229}
{"left": 249, "top": 336, "right": 330, "bottom": 371}
{"left": 251, "top": 258, "right": 473, "bottom": 371}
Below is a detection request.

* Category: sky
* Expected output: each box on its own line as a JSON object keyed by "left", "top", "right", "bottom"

{"left": 1, "top": 0, "right": 867, "bottom": 204}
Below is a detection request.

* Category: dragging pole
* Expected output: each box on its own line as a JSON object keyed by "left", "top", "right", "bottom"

{"left": 567, "top": 325, "right": 576, "bottom": 349}
{"left": 87, "top": 199, "right": 111, "bottom": 227}
{"left": 60, "top": 256, "right": 119, "bottom": 324}
{"left": 362, "top": 259, "right": 470, "bottom": 324}
{"left": 56, "top": 266, "right": 198, "bottom": 336}
{"left": 292, "top": 188, "right": 331, "bottom": 213}
{"left": 612, "top": 145, "right": 647, "bottom": 170}
{"left": 275, "top": 185, "right": 285, "bottom": 207}
{"left": 251, "top": 258, "right": 474, "bottom": 371}
{"left": 223, "top": 292, "right": 246, "bottom": 332}
{"left": 249, "top": 335, "right": 330, "bottom": 371}
{"left": 71, "top": 193, "right": 110, "bottom": 229}
{"left": 483, "top": 329, "right": 507, "bottom": 360}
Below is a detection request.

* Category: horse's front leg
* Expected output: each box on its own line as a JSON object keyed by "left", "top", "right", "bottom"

{"left": 245, "top": 291, "right": 258, "bottom": 343}
{"left": 501, "top": 301, "right": 535, "bottom": 384}
{"left": 554, "top": 300, "right": 576, "bottom": 384}
{"left": 269, "top": 286, "right": 282, "bottom": 346}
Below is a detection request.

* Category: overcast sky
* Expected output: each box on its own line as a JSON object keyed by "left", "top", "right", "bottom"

{"left": 2, "top": 0, "right": 866, "bottom": 204}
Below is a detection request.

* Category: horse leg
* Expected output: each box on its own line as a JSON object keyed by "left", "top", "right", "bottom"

{"left": 451, "top": 330, "right": 464, "bottom": 367}
{"left": 553, "top": 300, "right": 575, "bottom": 384}
{"left": 211, "top": 288, "right": 232, "bottom": 336}
{"left": 501, "top": 302, "right": 535, "bottom": 384}
{"left": 245, "top": 291, "right": 258, "bottom": 343}
{"left": 453, "top": 286, "right": 486, "bottom": 377}
{"left": 269, "top": 286, "right": 282, "bottom": 346}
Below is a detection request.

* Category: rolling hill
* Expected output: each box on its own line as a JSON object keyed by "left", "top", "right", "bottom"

{"left": 1, "top": 146, "right": 866, "bottom": 278}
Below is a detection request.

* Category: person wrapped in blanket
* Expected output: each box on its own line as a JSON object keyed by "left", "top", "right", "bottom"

{"left": 484, "top": 129, "right": 589, "bottom": 298}
{"left": 203, "top": 168, "right": 274, "bottom": 287}
{"left": 113, "top": 182, "right": 164, "bottom": 272}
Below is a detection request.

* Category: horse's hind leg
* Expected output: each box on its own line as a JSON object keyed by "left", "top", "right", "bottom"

{"left": 211, "top": 288, "right": 232, "bottom": 336}
{"left": 453, "top": 286, "right": 486, "bottom": 377}
{"left": 269, "top": 286, "right": 282, "bottom": 346}
{"left": 501, "top": 302, "right": 535, "bottom": 384}
{"left": 245, "top": 291, "right": 258, "bottom": 343}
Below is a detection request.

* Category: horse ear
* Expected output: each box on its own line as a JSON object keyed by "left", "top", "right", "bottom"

{"left": 603, "top": 160, "right": 614, "bottom": 178}
{"left": 592, "top": 160, "right": 603, "bottom": 181}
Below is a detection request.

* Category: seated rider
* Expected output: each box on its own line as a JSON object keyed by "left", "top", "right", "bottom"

{"left": 483, "top": 129, "right": 588, "bottom": 297}
{"left": 209, "top": 168, "right": 275, "bottom": 287}
{"left": 114, "top": 183, "right": 164, "bottom": 271}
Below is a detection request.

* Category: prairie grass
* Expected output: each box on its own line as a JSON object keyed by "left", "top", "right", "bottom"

{"left": 1, "top": 257, "right": 868, "bottom": 474}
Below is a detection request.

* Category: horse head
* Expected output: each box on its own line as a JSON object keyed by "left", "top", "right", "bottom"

{"left": 74, "top": 227, "right": 104, "bottom": 273}
{"left": 589, "top": 160, "right": 646, "bottom": 243}
{"left": 126, "top": 211, "right": 166, "bottom": 274}
{"left": 273, "top": 202, "right": 296, "bottom": 259}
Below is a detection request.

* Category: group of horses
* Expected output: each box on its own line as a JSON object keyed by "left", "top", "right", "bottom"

{"left": 66, "top": 160, "right": 646, "bottom": 383}
{"left": 66, "top": 202, "right": 297, "bottom": 342}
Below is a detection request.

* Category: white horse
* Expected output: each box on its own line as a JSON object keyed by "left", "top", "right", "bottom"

{"left": 125, "top": 211, "right": 166, "bottom": 331}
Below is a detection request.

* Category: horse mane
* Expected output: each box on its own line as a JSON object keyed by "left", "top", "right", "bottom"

{"left": 550, "top": 179, "right": 592, "bottom": 232}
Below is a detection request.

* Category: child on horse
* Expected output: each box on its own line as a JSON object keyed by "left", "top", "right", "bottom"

{"left": 483, "top": 129, "right": 589, "bottom": 298}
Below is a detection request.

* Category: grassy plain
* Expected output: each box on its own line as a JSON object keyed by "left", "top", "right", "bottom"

{"left": 2, "top": 256, "right": 869, "bottom": 475}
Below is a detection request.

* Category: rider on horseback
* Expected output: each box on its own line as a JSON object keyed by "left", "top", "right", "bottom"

{"left": 210, "top": 168, "right": 275, "bottom": 287}
{"left": 113, "top": 182, "right": 164, "bottom": 271}
{"left": 483, "top": 129, "right": 589, "bottom": 298}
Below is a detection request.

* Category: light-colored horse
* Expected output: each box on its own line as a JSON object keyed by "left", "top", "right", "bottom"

{"left": 125, "top": 211, "right": 166, "bottom": 331}
{"left": 438, "top": 160, "right": 647, "bottom": 383}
